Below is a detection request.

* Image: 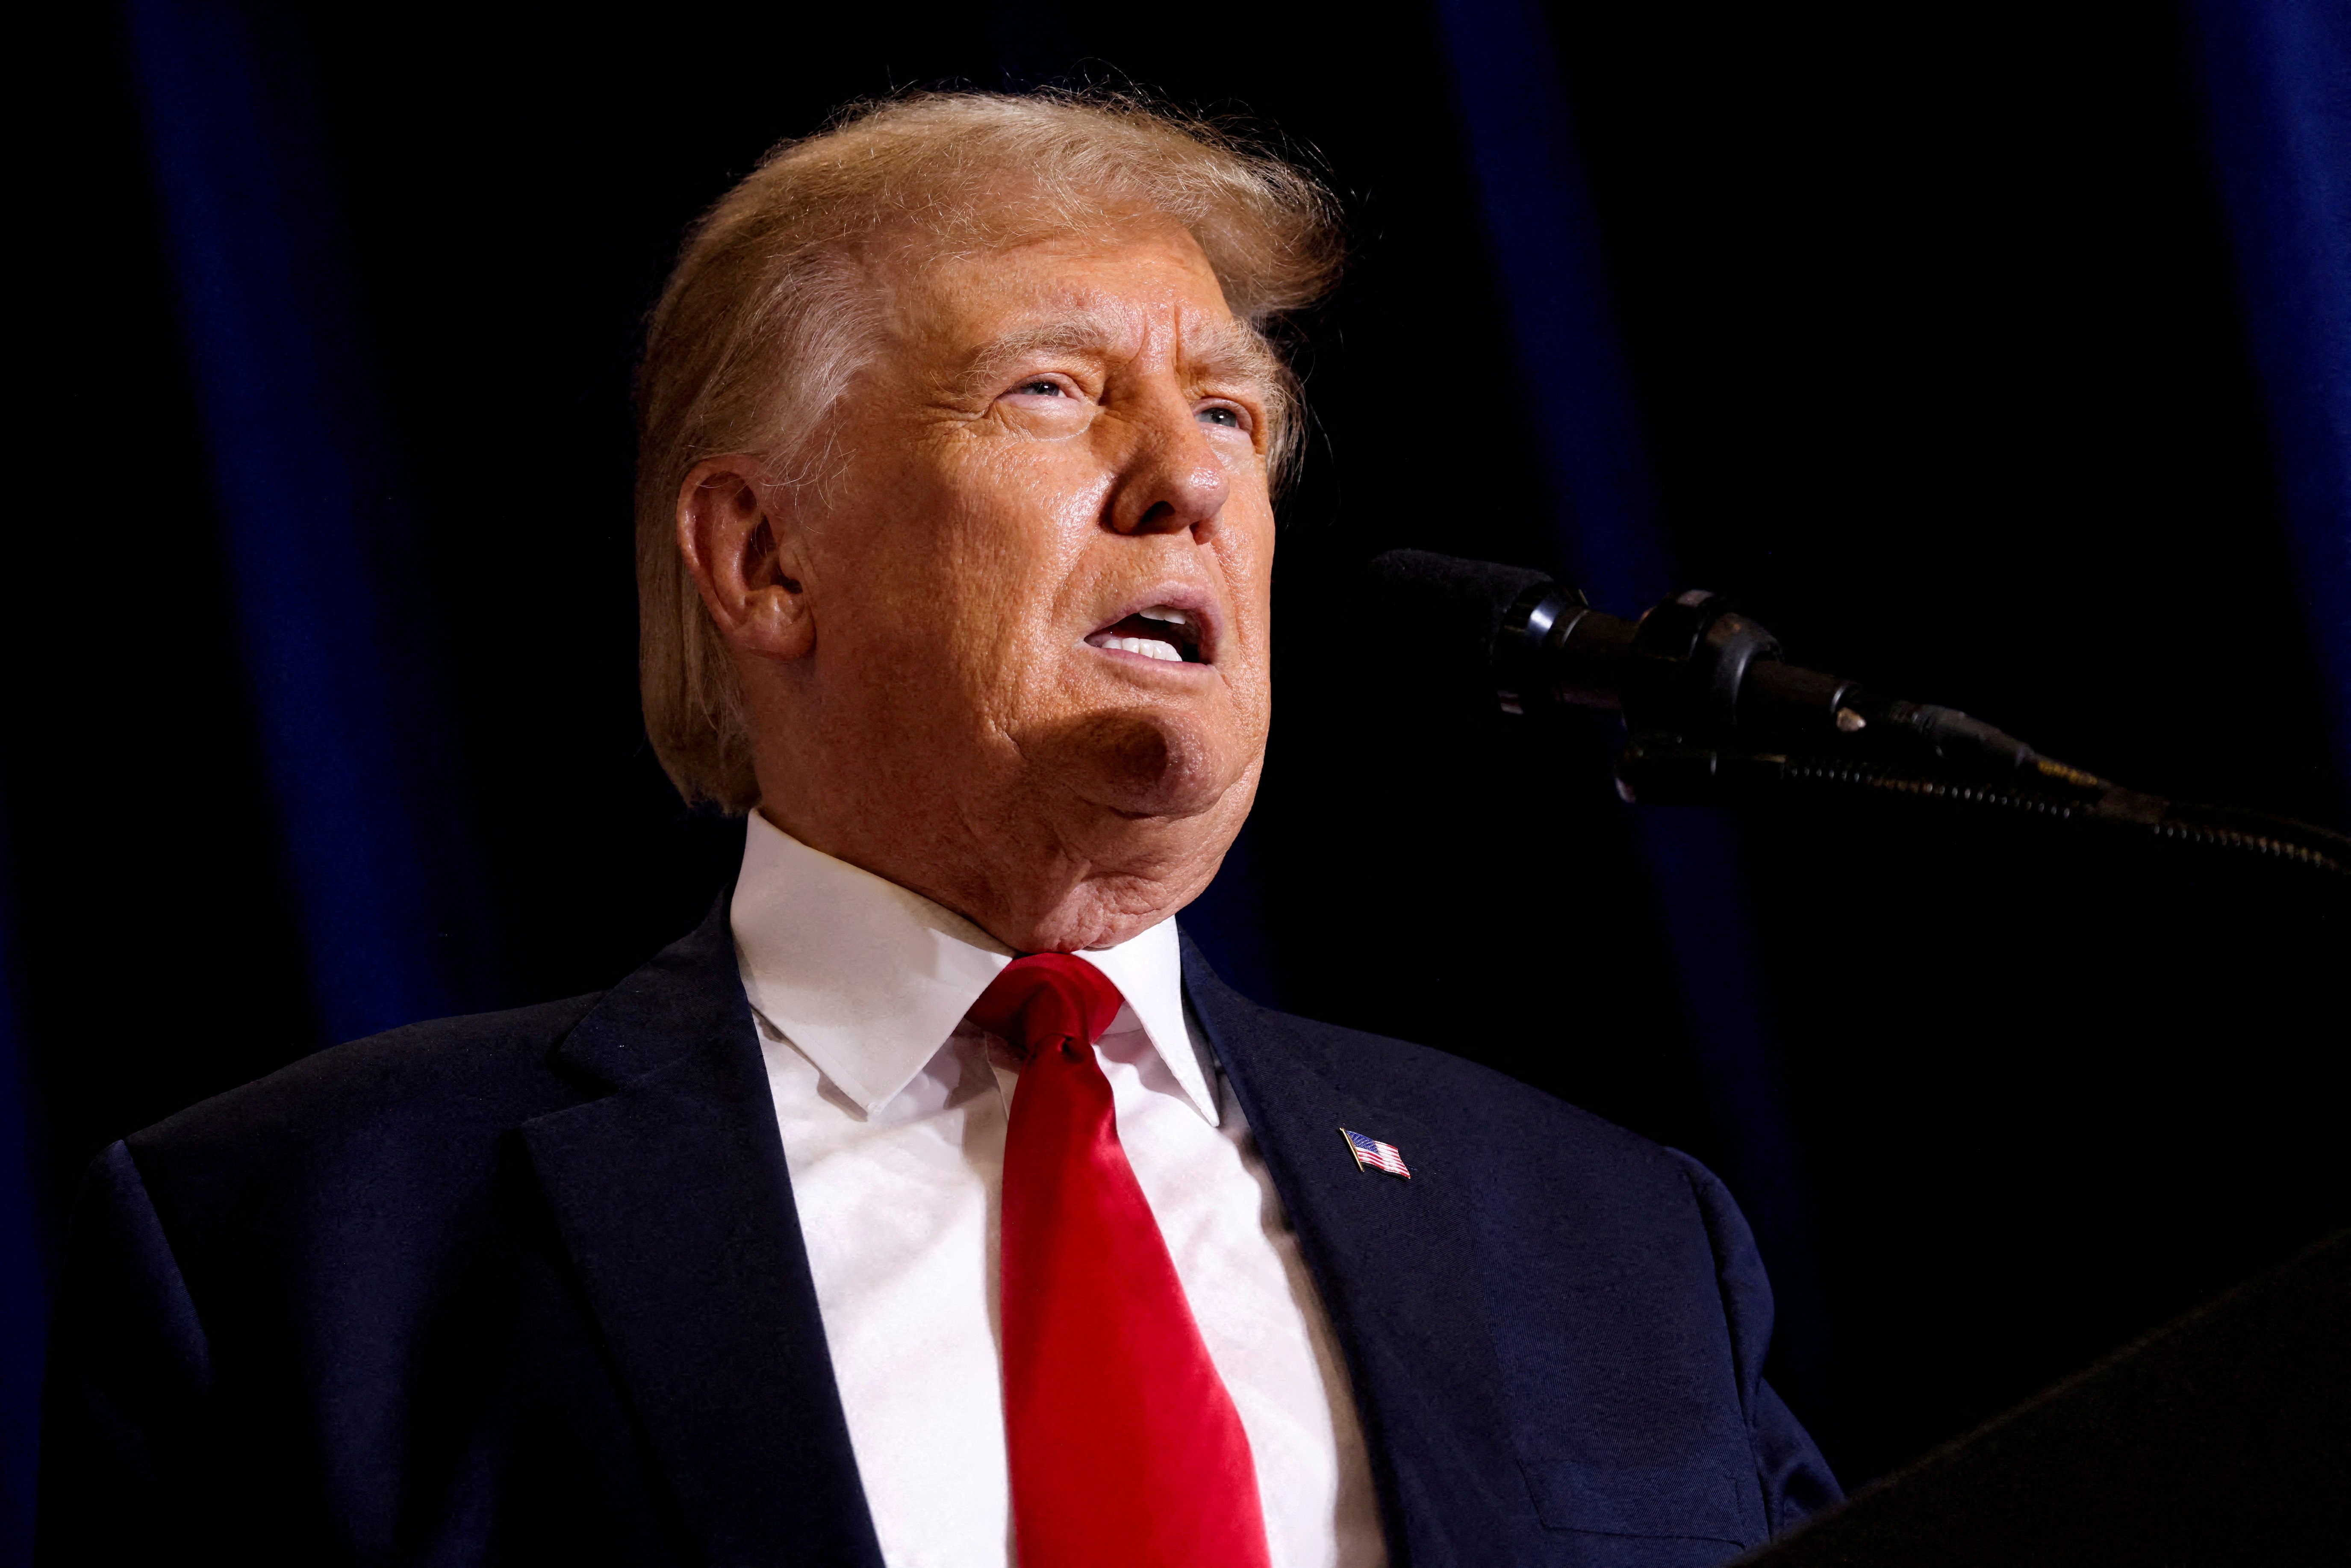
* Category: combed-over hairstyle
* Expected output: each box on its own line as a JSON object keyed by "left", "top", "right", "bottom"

{"left": 634, "top": 90, "right": 1343, "bottom": 812}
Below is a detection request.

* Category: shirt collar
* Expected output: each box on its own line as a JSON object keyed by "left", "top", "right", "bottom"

{"left": 730, "top": 812, "right": 1218, "bottom": 1124}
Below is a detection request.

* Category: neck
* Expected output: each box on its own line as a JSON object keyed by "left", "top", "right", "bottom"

{"left": 751, "top": 797, "right": 1235, "bottom": 953}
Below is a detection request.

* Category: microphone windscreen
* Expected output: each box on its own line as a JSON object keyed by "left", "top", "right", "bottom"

{"left": 1358, "top": 549, "right": 1556, "bottom": 713}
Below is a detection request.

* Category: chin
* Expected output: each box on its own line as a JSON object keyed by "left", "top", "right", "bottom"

{"left": 1064, "top": 706, "right": 1248, "bottom": 820}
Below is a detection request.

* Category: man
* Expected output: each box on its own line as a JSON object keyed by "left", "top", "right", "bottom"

{"left": 40, "top": 92, "right": 1837, "bottom": 1566}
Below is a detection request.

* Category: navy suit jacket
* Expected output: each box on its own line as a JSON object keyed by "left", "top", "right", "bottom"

{"left": 39, "top": 896, "right": 1838, "bottom": 1566}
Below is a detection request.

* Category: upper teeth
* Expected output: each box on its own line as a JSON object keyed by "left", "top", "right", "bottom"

{"left": 1086, "top": 607, "right": 1196, "bottom": 662}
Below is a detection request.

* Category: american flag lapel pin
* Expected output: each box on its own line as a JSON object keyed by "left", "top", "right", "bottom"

{"left": 1341, "top": 1128, "right": 1411, "bottom": 1179}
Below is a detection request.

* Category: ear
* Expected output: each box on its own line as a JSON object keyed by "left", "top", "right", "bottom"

{"left": 676, "top": 457, "right": 814, "bottom": 661}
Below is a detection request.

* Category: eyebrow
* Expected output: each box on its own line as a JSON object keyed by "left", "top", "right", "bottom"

{"left": 953, "top": 312, "right": 1284, "bottom": 401}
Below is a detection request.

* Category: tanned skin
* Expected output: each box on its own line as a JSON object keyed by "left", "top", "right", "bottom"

{"left": 677, "top": 218, "right": 1279, "bottom": 954}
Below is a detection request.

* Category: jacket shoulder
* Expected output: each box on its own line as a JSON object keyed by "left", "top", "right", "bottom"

{"left": 1219, "top": 995, "right": 1692, "bottom": 1191}
{"left": 125, "top": 993, "right": 605, "bottom": 1205}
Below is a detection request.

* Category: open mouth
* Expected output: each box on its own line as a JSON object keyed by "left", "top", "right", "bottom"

{"left": 1084, "top": 605, "right": 1208, "bottom": 665}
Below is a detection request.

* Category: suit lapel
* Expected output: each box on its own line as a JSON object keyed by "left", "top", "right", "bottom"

{"left": 1183, "top": 937, "right": 1533, "bottom": 1568}
{"left": 521, "top": 896, "right": 884, "bottom": 1568}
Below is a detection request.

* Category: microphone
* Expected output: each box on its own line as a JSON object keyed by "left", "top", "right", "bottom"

{"left": 1359, "top": 548, "right": 2073, "bottom": 782}
{"left": 1357, "top": 548, "right": 2351, "bottom": 876}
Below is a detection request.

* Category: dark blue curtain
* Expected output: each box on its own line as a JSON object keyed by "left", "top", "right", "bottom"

{"left": 0, "top": 13, "right": 504, "bottom": 1539}
{"left": 123, "top": 0, "right": 495, "bottom": 1045}
{"left": 1431, "top": 0, "right": 1827, "bottom": 1400}
{"left": 2189, "top": 0, "right": 2351, "bottom": 825}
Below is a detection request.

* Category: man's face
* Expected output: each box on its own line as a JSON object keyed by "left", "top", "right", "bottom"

{"left": 753, "top": 218, "right": 1278, "bottom": 943}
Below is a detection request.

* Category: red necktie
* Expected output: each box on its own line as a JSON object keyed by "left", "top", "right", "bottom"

{"left": 969, "top": 954, "right": 1273, "bottom": 1568}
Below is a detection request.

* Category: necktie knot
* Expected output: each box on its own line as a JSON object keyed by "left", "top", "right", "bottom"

{"left": 968, "top": 954, "right": 1125, "bottom": 1061}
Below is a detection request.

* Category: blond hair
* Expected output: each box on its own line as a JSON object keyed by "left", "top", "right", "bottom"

{"left": 634, "top": 90, "right": 1343, "bottom": 812}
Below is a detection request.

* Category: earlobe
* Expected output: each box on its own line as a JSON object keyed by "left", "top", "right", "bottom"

{"left": 676, "top": 458, "right": 816, "bottom": 661}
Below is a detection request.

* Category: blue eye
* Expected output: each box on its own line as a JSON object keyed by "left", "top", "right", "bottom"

{"left": 1016, "top": 380, "right": 1063, "bottom": 397}
{"left": 1199, "top": 406, "right": 1241, "bottom": 427}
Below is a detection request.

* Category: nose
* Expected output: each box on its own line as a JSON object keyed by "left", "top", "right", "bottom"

{"left": 1106, "top": 389, "right": 1229, "bottom": 538}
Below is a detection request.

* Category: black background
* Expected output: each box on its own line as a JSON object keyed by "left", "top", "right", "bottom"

{"left": 16, "top": 0, "right": 2345, "bottom": 1490}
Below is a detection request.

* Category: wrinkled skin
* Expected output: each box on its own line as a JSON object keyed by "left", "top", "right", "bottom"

{"left": 677, "top": 219, "right": 1278, "bottom": 952}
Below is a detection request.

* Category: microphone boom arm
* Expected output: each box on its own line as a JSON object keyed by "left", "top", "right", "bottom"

{"left": 1368, "top": 550, "right": 2351, "bottom": 881}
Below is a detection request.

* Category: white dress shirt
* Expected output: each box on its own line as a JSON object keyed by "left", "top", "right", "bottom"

{"left": 731, "top": 813, "right": 1386, "bottom": 1568}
